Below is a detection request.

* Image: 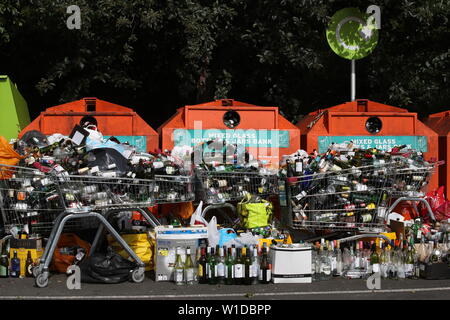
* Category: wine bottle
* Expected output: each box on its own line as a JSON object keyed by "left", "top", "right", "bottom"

{"left": 25, "top": 251, "right": 34, "bottom": 278}
{"left": 0, "top": 244, "right": 9, "bottom": 278}
{"left": 258, "top": 244, "right": 271, "bottom": 284}
{"left": 233, "top": 248, "right": 245, "bottom": 285}
{"left": 207, "top": 247, "right": 218, "bottom": 285}
{"left": 216, "top": 246, "right": 225, "bottom": 285}
{"left": 197, "top": 247, "right": 208, "bottom": 284}
{"left": 174, "top": 247, "right": 185, "bottom": 285}
{"left": 224, "top": 247, "right": 235, "bottom": 285}
{"left": 184, "top": 247, "right": 196, "bottom": 285}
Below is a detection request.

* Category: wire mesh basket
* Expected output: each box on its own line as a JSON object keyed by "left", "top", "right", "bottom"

{"left": 386, "top": 162, "right": 437, "bottom": 198}
{"left": 195, "top": 170, "right": 279, "bottom": 204}
{"left": 287, "top": 164, "right": 395, "bottom": 232}
{"left": 152, "top": 174, "right": 195, "bottom": 204}
{"left": 0, "top": 164, "right": 99, "bottom": 235}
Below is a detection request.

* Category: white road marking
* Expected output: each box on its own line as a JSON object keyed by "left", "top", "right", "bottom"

{"left": 2, "top": 287, "right": 450, "bottom": 299}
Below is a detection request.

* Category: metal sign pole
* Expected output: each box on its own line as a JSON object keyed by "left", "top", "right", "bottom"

{"left": 351, "top": 59, "right": 356, "bottom": 101}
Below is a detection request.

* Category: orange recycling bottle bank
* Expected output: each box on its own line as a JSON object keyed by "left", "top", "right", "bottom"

{"left": 19, "top": 97, "right": 158, "bottom": 153}
{"left": 296, "top": 99, "right": 439, "bottom": 191}
{"left": 158, "top": 99, "right": 300, "bottom": 167}
{"left": 424, "top": 110, "right": 450, "bottom": 199}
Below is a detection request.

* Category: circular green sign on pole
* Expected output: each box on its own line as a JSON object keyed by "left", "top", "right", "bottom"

{"left": 326, "top": 7, "right": 379, "bottom": 60}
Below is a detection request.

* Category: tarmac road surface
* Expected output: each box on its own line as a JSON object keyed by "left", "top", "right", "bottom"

{"left": 1, "top": 274, "right": 450, "bottom": 300}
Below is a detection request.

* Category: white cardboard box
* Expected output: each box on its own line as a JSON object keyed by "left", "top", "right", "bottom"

{"left": 155, "top": 225, "right": 208, "bottom": 282}
{"left": 271, "top": 244, "right": 312, "bottom": 283}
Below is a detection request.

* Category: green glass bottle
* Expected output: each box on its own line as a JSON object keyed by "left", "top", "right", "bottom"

{"left": 0, "top": 244, "right": 9, "bottom": 278}
{"left": 243, "top": 247, "right": 252, "bottom": 285}
{"left": 207, "top": 247, "right": 218, "bottom": 285}
{"left": 224, "top": 247, "right": 234, "bottom": 285}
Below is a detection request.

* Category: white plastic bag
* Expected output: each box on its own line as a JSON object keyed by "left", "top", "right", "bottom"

{"left": 207, "top": 216, "right": 220, "bottom": 247}
{"left": 190, "top": 201, "right": 208, "bottom": 226}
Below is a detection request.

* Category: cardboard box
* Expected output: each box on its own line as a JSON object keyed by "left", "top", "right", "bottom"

{"left": 271, "top": 244, "right": 312, "bottom": 283}
{"left": 155, "top": 226, "right": 208, "bottom": 282}
{"left": 9, "top": 238, "right": 43, "bottom": 277}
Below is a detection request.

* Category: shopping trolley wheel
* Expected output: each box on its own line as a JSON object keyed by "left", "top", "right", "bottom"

{"left": 35, "top": 273, "right": 49, "bottom": 288}
{"left": 32, "top": 266, "right": 41, "bottom": 278}
{"left": 131, "top": 269, "right": 145, "bottom": 283}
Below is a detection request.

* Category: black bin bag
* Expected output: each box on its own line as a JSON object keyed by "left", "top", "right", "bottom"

{"left": 79, "top": 249, "right": 137, "bottom": 284}
{"left": 86, "top": 148, "right": 131, "bottom": 175}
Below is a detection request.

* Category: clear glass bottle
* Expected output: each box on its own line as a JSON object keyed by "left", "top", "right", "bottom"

{"left": 379, "top": 242, "right": 389, "bottom": 279}
{"left": 335, "top": 240, "right": 343, "bottom": 277}
{"left": 329, "top": 241, "right": 337, "bottom": 276}
{"left": 250, "top": 246, "right": 259, "bottom": 285}
{"left": 174, "top": 247, "right": 185, "bottom": 285}
{"left": 320, "top": 240, "right": 332, "bottom": 280}
{"left": 184, "top": 247, "right": 196, "bottom": 285}
{"left": 234, "top": 247, "right": 245, "bottom": 285}
{"left": 216, "top": 246, "right": 225, "bottom": 285}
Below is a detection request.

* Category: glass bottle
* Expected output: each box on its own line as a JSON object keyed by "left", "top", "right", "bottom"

{"left": 405, "top": 242, "right": 415, "bottom": 279}
{"left": 429, "top": 239, "right": 442, "bottom": 264}
{"left": 207, "top": 247, "right": 218, "bottom": 285}
{"left": 311, "top": 242, "right": 317, "bottom": 281}
{"left": 216, "top": 246, "right": 225, "bottom": 285}
{"left": 243, "top": 247, "right": 252, "bottom": 285}
{"left": 224, "top": 247, "right": 234, "bottom": 285}
{"left": 234, "top": 247, "right": 245, "bottom": 285}
{"left": 335, "top": 240, "right": 343, "bottom": 277}
{"left": 250, "top": 246, "right": 259, "bottom": 285}
{"left": 184, "top": 247, "right": 196, "bottom": 285}
{"left": 198, "top": 247, "right": 208, "bottom": 284}
{"left": 0, "top": 244, "right": 9, "bottom": 278}
{"left": 25, "top": 251, "right": 34, "bottom": 278}
{"left": 10, "top": 250, "right": 21, "bottom": 278}
{"left": 329, "top": 241, "right": 337, "bottom": 277}
{"left": 379, "top": 242, "right": 388, "bottom": 279}
{"left": 259, "top": 244, "right": 271, "bottom": 284}
{"left": 174, "top": 247, "right": 184, "bottom": 285}
{"left": 320, "top": 240, "right": 331, "bottom": 280}
{"left": 370, "top": 242, "right": 380, "bottom": 274}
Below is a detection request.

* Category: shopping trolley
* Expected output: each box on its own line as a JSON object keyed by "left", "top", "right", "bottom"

{"left": 0, "top": 163, "right": 158, "bottom": 287}
{"left": 88, "top": 174, "right": 195, "bottom": 259}
{"left": 284, "top": 163, "right": 398, "bottom": 243}
{"left": 384, "top": 161, "right": 440, "bottom": 223}
{"left": 195, "top": 169, "right": 279, "bottom": 226}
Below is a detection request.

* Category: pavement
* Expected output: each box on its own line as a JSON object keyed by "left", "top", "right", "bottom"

{"left": 1, "top": 274, "right": 450, "bottom": 300}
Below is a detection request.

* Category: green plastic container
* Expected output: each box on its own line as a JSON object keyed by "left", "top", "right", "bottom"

{"left": 0, "top": 75, "right": 30, "bottom": 140}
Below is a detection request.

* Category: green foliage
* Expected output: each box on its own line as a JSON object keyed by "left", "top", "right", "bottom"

{"left": 0, "top": 0, "right": 448, "bottom": 127}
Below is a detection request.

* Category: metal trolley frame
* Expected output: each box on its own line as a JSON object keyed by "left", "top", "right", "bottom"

{"left": 195, "top": 169, "right": 279, "bottom": 224}
{"left": 0, "top": 164, "right": 193, "bottom": 287}
{"left": 284, "top": 162, "right": 438, "bottom": 243}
